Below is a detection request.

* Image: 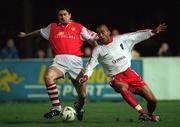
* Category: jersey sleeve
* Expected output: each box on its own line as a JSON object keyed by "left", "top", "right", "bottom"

{"left": 80, "top": 27, "right": 99, "bottom": 42}
{"left": 121, "top": 29, "right": 155, "bottom": 44}
{"left": 84, "top": 47, "right": 100, "bottom": 77}
{"left": 119, "top": 29, "right": 155, "bottom": 50}
{"left": 40, "top": 24, "right": 51, "bottom": 40}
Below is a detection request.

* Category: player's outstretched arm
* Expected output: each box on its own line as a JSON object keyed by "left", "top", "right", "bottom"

{"left": 152, "top": 23, "right": 167, "bottom": 34}
{"left": 18, "top": 29, "right": 41, "bottom": 38}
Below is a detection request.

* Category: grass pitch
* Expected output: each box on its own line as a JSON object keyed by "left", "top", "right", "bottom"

{"left": 0, "top": 101, "right": 180, "bottom": 127}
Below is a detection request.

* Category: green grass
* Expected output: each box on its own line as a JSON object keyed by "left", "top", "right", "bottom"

{"left": 0, "top": 101, "right": 180, "bottom": 127}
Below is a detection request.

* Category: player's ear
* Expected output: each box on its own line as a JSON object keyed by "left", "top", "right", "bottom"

{"left": 108, "top": 30, "right": 111, "bottom": 36}
{"left": 67, "top": 13, "right": 71, "bottom": 19}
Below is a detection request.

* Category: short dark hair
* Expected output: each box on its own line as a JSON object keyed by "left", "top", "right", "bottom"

{"left": 96, "top": 24, "right": 109, "bottom": 32}
{"left": 59, "top": 7, "right": 71, "bottom": 14}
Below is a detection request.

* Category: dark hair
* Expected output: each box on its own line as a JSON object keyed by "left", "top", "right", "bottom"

{"left": 96, "top": 24, "right": 109, "bottom": 32}
{"left": 59, "top": 7, "right": 71, "bottom": 14}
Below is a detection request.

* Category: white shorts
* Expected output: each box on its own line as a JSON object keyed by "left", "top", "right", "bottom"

{"left": 51, "top": 55, "right": 83, "bottom": 79}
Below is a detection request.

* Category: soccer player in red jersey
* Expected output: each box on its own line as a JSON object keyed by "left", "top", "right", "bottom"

{"left": 18, "top": 8, "right": 98, "bottom": 121}
{"left": 79, "top": 23, "right": 166, "bottom": 122}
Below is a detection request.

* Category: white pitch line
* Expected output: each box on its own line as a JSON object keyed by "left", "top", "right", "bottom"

{"left": 27, "top": 94, "right": 49, "bottom": 98}
{"left": 103, "top": 94, "right": 122, "bottom": 98}
{"left": 24, "top": 85, "right": 61, "bottom": 89}
{"left": 105, "top": 85, "right": 112, "bottom": 88}
{"left": 24, "top": 85, "right": 46, "bottom": 89}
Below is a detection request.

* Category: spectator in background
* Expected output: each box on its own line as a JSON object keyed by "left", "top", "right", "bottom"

{"left": 132, "top": 48, "right": 141, "bottom": 58}
{"left": 0, "top": 37, "right": 19, "bottom": 59}
{"left": 47, "top": 45, "right": 53, "bottom": 58}
{"left": 157, "top": 42, "right": 172, "bottom": 56}
{"left": 83, "top": 46, "right": 92, "bottom": 57}
{"left": 35, "top": 49, "right": 46, "bottom": 59}
{"left": 111, "top": 28, "right": 120, "bottom": 37}
{"left": 177, "top": 51, "right": 180, "bottom": 56}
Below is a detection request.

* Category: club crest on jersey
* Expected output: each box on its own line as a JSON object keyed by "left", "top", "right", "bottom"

{"left": 120, "top": 43, "right": 124, "bottom": 50}
{"left": 57, "top": 32, "right": 64, "bottom": 36}
{"left": 71, "top": 27, "right": 76, "bottom": 31}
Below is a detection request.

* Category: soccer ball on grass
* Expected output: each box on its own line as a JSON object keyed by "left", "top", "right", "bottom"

{"left": 61, "top": 106, "right": 76, "bottom": 122}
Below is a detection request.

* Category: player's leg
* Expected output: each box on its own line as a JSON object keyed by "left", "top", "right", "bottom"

{"left": 71, "top": 78, "right": 86, "bottom": 121}
{"left": 111, "top": 79, "right": 146, "bottom": 115}
{"left": 135, "top": 85, "right": 159, "bottom": 122}
{"left": 72, "top": 79, "right": 86, "bottom": 110}
{"left": 44, "top": 66, "right": 64, "bottom": 119}
{"left": 67, "top": 56, "right": 85, "bottom": 121}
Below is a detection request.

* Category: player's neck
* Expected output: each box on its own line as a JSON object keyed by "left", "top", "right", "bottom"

{"left": 105, "top": 37, "right": 113, "bottom": 45}
{"left": 59, "top": 20, "right": 72, "bottom": 25}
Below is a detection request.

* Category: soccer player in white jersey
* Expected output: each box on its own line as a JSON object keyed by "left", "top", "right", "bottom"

{"left": 18, "top": 8, "right": 98, "bottom": 121}
{"left": 79, "top": 23, "right": 166, "bottom": 122}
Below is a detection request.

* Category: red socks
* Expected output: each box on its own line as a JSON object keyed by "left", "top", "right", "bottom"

{"left": 46, "top": 83, "right": 61, "bottom": 110}
{"left": 121, "top": 90, "right": 145, "bottom": 114}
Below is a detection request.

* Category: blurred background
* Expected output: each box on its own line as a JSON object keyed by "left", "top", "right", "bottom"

{"left": 0, "top": 0, "right": 180, "bottom": 58}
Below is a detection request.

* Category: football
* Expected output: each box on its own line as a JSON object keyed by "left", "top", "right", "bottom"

{"left": 62, "top": 106, "right": 76, "bottom": 122}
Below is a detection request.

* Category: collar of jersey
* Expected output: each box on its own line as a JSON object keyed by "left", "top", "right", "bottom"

{"left": 58, "top": 20, "right": 73, "bottom": 26}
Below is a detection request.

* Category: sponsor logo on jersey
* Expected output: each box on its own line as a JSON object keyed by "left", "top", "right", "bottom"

{"left": 112, "top": 56, "right": 126, "bottom": 64}
{"left": 55, "top": 31, "right": 79, "bottom": 39}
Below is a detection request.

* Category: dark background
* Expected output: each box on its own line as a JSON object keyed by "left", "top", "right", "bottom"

{"left": 0, "top": 0, "right": 180, "bottom": 58}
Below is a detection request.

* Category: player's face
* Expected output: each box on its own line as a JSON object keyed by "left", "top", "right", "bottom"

{"left": 58, "top": 10, "right": 71, "bottom": 24}
{"left": 97, "top": 26, "right": 111, "bottom": 44}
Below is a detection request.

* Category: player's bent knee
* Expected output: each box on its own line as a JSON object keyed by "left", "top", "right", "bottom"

{"left": 120, "top": 86, "right": 128, "bottom": 92}
{"left": 111, "top": 83, "right": 128, "bottom": 93}
{"left": 44, "top": 73, "right": 56, "bottom": 84}
{"left": 110, "top": 80, "right": 128, "bottom": 93}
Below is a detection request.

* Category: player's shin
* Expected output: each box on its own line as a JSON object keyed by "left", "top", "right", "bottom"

{"left": 74, "top": 83, "right": 86, "bottom": 121}
{"left": 46, "top": 83, "right": 61, "bottom": 111}
{"left": 76, "top": 96, "right": 85, "bottom": 109}
{"left": 147, "top": 100, "right": 157, "bottom": 115}
{"left": 121, "top": 90, "right": 145, "bottom": 114}
{"left": 77, "top": 83, "right": 86, "bottom": 109}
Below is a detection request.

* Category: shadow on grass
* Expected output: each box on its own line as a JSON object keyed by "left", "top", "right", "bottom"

{"left": 0, "top": 120, "right": 61, "bottom": 125}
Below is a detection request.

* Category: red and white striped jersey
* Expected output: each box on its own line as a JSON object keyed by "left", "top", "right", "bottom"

{"left": 84, "top": 30, "right": 155, "bottom": 77}
{"left": 40, "top": 21, "right": 98, "bottom": 57}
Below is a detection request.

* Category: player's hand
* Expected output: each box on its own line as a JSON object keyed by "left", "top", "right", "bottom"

{"left": 18, "top": 32, "right": 27, "bottom": 38}
{"left": 79, "top": 75, "right": 88, "bottom": 84}
{"left": 152, "top": 23, "right": 167, "bottom": 34}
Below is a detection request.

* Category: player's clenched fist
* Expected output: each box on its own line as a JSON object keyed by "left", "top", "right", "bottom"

{"left": 79, "top": 75, "right": 88, "bottom": 84}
